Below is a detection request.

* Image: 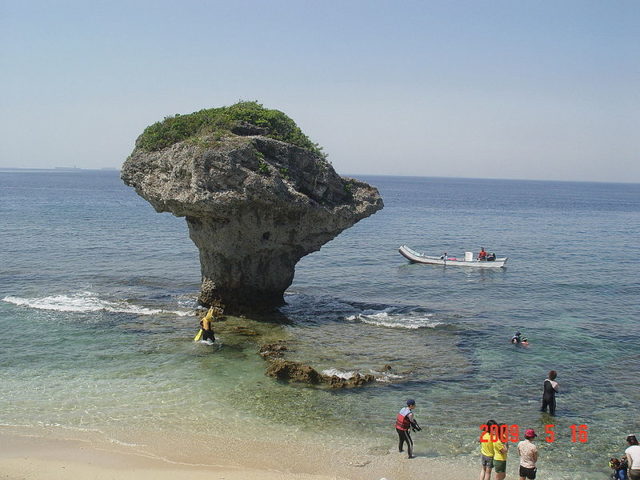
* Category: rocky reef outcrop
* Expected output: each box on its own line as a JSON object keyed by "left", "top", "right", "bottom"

{"left": 259, "top": 343, "right": 376, "bottom": 388}
{"left": 121, "top": 102, "right": 383, "bottom": 312}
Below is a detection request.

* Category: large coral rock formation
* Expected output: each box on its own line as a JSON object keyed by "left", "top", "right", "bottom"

{"left": 121, "top": 103, "right": 383, "bottom": 312}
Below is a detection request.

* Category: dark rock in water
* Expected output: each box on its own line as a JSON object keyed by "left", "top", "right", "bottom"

{"left": 323, "top": 372, "right": 376, "bottom": 388}
{"left": 121, "top": 102, "right": 383, "bottom": 313}
{"left": 259, "top": 342, "right": 288, "bottom": 358}
{"left": 228, "top": 326, "right": 259, "bottom": 336}
{"left": 260, "top": 343, "right": 376, "bottom": 388}
{"left": 264, "top": 358, "right": 376, "bottom": 388}
{"left": 266, "top": 358, "right": 323, "bottom": 384}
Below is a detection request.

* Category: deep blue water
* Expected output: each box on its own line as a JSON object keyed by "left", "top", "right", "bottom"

{"left": 1, "top": 170, "right": 638, "bottom": 478}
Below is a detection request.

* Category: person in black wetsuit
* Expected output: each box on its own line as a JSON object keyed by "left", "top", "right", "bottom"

{"left": 540, "top": 370, "right": 559, "bottom": 415}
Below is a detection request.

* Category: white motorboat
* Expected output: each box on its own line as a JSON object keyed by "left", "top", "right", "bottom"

{"left": 399, "top": 245, "right": 507, "bottom": 268}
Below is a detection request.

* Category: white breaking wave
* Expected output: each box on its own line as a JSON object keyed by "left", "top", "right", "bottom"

{"left": 346, "top": 310, "right": 443, "bottom": 330}
{"left": 321, "top": 368, "right": 404, "bottom": 383}
{"left": 374, "top": 371, "right": 405, "bottom": 383}
{"left": 2, "top": 292, "right": 192, "bottom": 316}
{"left": 321, "top": 368, "right": 356, "bottom": 379}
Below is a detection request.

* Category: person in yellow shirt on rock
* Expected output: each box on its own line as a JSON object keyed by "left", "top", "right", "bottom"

{"left": 480, "top": 419, "right": 497, "bottom": 480}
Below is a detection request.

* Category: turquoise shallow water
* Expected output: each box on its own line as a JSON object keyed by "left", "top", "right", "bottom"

{"left": 1, "top": 170, "right": 639, "bottom": 478}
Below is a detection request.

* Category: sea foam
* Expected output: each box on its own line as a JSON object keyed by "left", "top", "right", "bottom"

{"left": 2, "top": 292, "right": 191, "bottom": 316}
{"left": 321, "top": 368, "right": 356, "bottom": 379}
{"left": 321, "top": 367, "right": 404, "bottom": 383}
{"left": 346, "top": 310, "right": 443, "bottom": 329}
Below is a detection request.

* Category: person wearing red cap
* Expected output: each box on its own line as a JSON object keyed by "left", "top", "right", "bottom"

{"left": 517, "top": 429, "right": 538, "bottom": 480}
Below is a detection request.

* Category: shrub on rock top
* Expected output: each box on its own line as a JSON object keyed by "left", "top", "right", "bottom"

{"left": 137, "top": 101, "right": 326, "bottom": 158}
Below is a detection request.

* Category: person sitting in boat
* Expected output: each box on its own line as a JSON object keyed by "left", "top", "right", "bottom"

{"left": 478, "top": 248, "right": 487, "bottom": 261}
{"left": 487, "top": 252, "right": 496, "bottom": 261}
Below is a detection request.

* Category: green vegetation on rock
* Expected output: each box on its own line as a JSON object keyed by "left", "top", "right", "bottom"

{"left": 137, "top": 101, "right": 325, "bottom": 157}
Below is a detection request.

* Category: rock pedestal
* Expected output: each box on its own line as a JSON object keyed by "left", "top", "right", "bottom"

{"left": 122, "top": 130, "right": 383, "bottom": 312}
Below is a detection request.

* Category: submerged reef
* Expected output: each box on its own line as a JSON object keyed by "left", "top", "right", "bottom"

{"left": 122, "top": 102, "right": 383, "bottom": 312}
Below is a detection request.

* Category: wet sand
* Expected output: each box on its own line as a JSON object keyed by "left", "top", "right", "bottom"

{"left": 0, "top": 428, "right": 477, "bottom": 480}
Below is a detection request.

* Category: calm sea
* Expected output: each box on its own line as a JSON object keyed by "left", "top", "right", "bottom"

{"left": 1, "top": 170, "right": 638, "bottom": 478}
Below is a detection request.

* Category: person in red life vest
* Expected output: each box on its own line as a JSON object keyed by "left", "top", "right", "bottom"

{"left": 395, "top": 398, "right": 421, "bottom": 459}
{"left": 478, "top": 247, "right": 488, "bottom": 261}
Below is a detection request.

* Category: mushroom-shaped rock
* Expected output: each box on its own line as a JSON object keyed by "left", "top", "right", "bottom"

{"left": 121, "top": 102, "right": 383, "bottom": 312}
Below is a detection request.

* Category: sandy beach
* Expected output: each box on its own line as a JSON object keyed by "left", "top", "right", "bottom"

{"left": 0, "top": 427, "right": 477, "bottom": 480}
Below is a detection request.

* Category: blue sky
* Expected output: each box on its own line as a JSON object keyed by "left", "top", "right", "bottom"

{"left": 1, "top": 0, "right": 638, "bottom": 182}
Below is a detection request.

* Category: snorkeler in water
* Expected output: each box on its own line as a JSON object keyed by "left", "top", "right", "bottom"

{"left": 511, "top": 331, "right": 529, "bottom": 346}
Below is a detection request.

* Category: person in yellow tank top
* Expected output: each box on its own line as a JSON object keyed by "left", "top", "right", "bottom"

{"left": 493, "top": 424, "right": 508, "bottom": 480}
{"left": 200, "top": 307, "right": 216, "bottom": 343}
{"left": 480, "top": 419, "right": 497, "bottom": 480}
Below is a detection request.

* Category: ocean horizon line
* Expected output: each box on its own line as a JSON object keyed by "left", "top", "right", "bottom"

{"left": 1, "top": 166, "right": 638, "bottom": 186}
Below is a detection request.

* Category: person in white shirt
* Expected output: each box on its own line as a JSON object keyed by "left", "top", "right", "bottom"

{"left": 518, "top": 429, "right": 538, "bottom": 480}
{"left": 625, "top": 435, "right": 640, "bottom": 480}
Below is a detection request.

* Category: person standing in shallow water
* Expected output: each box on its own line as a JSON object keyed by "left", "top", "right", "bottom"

{"left": 625, "top": 435, "right": 640, "bottom": 480}
{"left": 493, "top": 423, "right": 509, "bottom": 480}
{"left": 395, "top": 399, "right": 421, "bottom": 459}
{"left": 200, "top": 307, "right": 216, "bottom": 343}
{"left": 540, "top": 370, "right": 559, "bottom": 415}
{"left": 518, "top": 429, "right": 538, "bottom": 480}
{"left": 479, "top": 419, "right": 497, "bottom": 480}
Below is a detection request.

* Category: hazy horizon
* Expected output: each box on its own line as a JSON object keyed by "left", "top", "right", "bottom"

{"left": 1, "top": 1, "right": 638, "bottom": 183}
{"left": 3, "top": 166, "right": 640, "bottom": 186}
